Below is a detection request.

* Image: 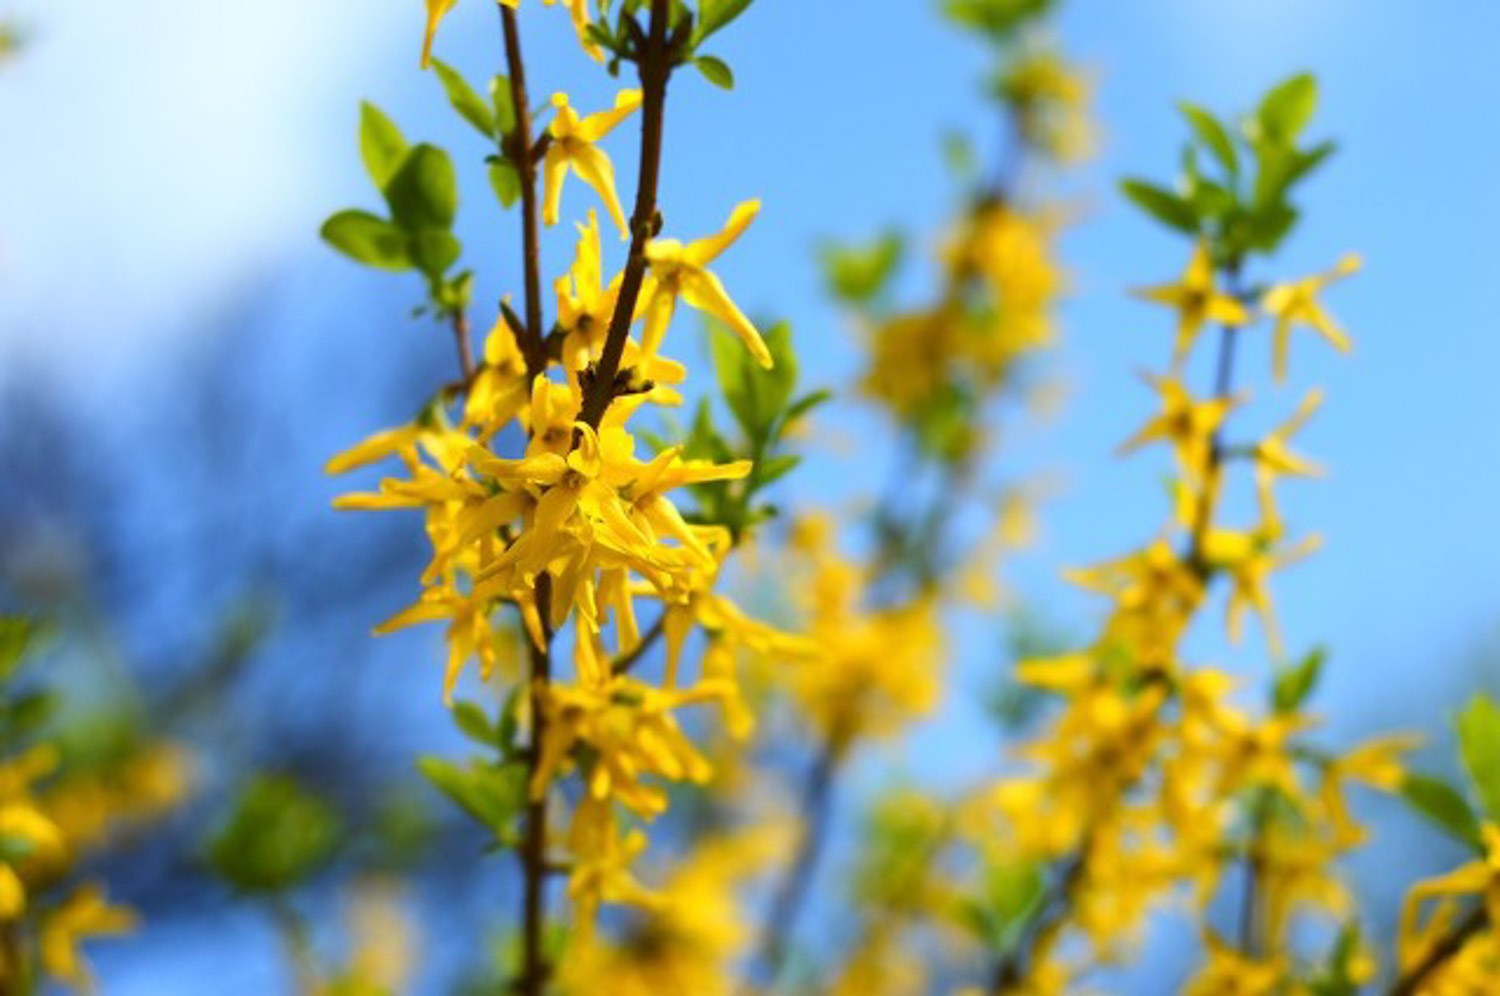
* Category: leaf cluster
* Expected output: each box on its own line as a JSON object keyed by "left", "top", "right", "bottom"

{"left": 1120, "top": 74, "right": 1334, "bottom": 265}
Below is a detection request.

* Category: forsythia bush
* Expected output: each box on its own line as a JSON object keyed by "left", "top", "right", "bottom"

{"left": 7, "top": 1, "right": 1500, "bottom": 994}
{"left": 310, "top": 1, "right": 1500, "bottom": 994}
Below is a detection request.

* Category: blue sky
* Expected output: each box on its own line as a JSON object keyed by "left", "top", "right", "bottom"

{"left": 3, "top": 1, "right": 1500, "bottom": 985}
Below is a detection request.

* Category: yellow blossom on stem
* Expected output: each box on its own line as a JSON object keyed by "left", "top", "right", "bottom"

{"left": 1263, "top": 253, "right": 1360, "bottom": 382}
{"left": 37, "top": 886, "right": 135, "bottom": 992}
{"left": 1199, "top": 523, "right": 1321, "bottom": 653}
{"left": 1118, "top": 373, "right": 1242, "bottom": 488}
{"left": 544, "top": 90, "right": 643, "bottom": 235}
{"left": 642, "top": 200, "right": 772, "bottom": 368}
{"left": 1133, "top": 242, "right": 1249, "bottom": 370}
{"left": 1249, "top": 388, "right": 1324, "bottom": 533}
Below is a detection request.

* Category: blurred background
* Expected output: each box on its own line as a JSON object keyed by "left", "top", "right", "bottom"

{"left": 2, "top": 0, "right": 1498, "bottom": 991}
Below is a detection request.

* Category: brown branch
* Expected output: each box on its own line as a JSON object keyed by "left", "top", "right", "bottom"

{"left": 577, "top": 0, "right": 674, "bottom": 429}
{"left": 517, "top": 571, "right": 555, "bottom": 996}
{"left": 1387, "top": 904, "right": 1489, "bottom": 996}
{"left": 450, "top": 306, "right": 475, "bottom": 383}
{"left": 611, "top": 614, "right": 667, "bottom": 676}
{"left": 499, "top": 4, "right": 548, "bottom": 381}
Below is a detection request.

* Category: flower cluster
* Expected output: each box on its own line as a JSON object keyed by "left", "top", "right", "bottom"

{"left": 325, "top": 1, "right": 800, "bottom": 974}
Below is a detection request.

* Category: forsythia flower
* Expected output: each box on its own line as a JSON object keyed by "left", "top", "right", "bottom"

{"left": 1117, "top": 373, "right": 1241, "bottom": 488}
{"left": 642, "top": 200, "right": 772, "bottom": 368}
{"left": 1262, "top": 253, "right": 1361, "bottom": 382}
{"left": 544, "top": 90, "right": 642, "bottom": 235}
{"left": 1133, "top": 242, "right": 1249, "bottom": 370}
{"left": 37, "top": 886, "right": 136, "bottom": 992}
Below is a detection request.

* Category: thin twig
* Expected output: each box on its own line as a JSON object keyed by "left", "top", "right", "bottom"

{"left": 611, "top": 614, "right": 667, "bottom": 676}
{"left": 577, "top": 0, "right": 674, "bottom": 429}
{"left": 450, "top": 306, "right": 475, "bottom": 383}
{"left": 499, "top": 5, "right": 548, "bottom": 381}
{"left": 517, "top": 572, "right": 555, "bottom": 996}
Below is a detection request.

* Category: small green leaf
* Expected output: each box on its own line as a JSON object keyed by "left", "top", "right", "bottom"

{"left": 489, "top": 76, "right": 517, "bottom": 136}
{"left": 1272, "top": 647, "right": 1325, "bottom": 713}
{"left": 488, "top": 160, "right": 521, "bottom": 208}
{"left": 207, "top": 776, "right": 341, "bottom": 893}
{"left": 320, "top": 210, "right": 412, "bottom": 271}
{"left": 0, "top": 617, "right": 35, "bottom": 680}
{"left": 417, "top": 757, "right": 525, "bottom": 837}
{"left": 1118, "top": 178, "right": 1198, "bottom": 233}
{"left": 784, "top": 389, "right": 832, "bottom": 424}
{"left": 820, "top": 232, "right": 904, "bottom": 305}
{"left": 1257, "top": 73, "right": 1318, "bottom": 143}
{"left": 1400, "top": 773, "right": 1482, "bottom": 850}
{"left": 359, "top": 102, "right": 407, "bottom": 189}
{"left": 431, "top": 59, "right": 497, "bottom": 137}
{"left": 450, "top": 701, "right": 495, "bottom": 744}
{"left": 1178, "top": 101, "right": 1238, "bottom": 176}
{"left": 409, "top": 228, "right": 462, "bottom": 278}
{"left": 693, "top": 0, "right": 754, "bottom": 45}
{"left": 384, "top": 144, "right": 458, "bottom": 231}
{"left": 755, "top": 453, "right": 801, "bottom": 486}
{"left": 694, "top": 55, "right": 734, "bottom": 89}
{"left": 1457, "top": 694, "right": 1500, "bottom": 821}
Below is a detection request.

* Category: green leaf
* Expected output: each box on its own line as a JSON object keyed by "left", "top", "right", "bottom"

{"left": 710, "top": 320, "right": 797, "bottom": 443}
{"left": 1272, "top": 647, "right": 1325, "bottom": 713}
{"left": 960, "top": 859, "right": 1044, "bottom": 951}
{"left": 450, "top": 701, "right": 495, "bottom": 744}
{"left": 431, "top": 59, "right": 497, "bottom": 137}
{"left": 0, "top": 691, "right": 57, "bottom": 747}
{"left": 359, "top": 102, "right": 407, "bottom": 189}
{"left": 1457, "top": 694, "right": 1500, "bottom": 821}
{"left": 488, "top": 160, "right": 521, "bottom": 208}
{"left": 694, "top": 55, "right": 734, "bottom": 89}
{"left": 1400, "top": 773, "right": 1482, "bottom": 850}
{"left": 384, "top": 144, "right": 458, "bottom": 231}
{"left": 755, "top": 453, "right": 801, "bottom": 487}
{"left": 489, "top": 76, "right": 518, "bottom": 136}
{"left": 417, "top": 756, "right": 525, "bottom": 837}
{"left": 942, "top": 0, "right": 1052, "bottom": 42}
{"left": 321, "top": 210, "right": 412, "bottom": 271}
{"left": 1243, "top": 202, "right": 1298, "bottom": 254}
{"left": 693, "top": 0, "right": 754, "bottom": 44}
{"left": 1257, "top": 73, "right": 1318, "bottom": 143}
{"left": 207, "top": 776, "right": 341, "bottom": 893}
{"left": 1178, "top": 101, "right": 1238, "bottom": 176}
{"left": 1118, "top": 178, "right": 1198, "bottom": 233}
{"left": 409, "top": 228, "right": 462, "bottom": 279}
{"left": 0, "top": 617, "right": 35, "bottom": 680}
{"left": 820, "top": 232, "right": 904, "bottom": 305}
{"left": 784, "top": 389, "right": 832, "bottom": 424}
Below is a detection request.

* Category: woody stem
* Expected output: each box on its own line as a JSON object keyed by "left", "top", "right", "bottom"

{"left": 500, "top": 4, "right": 548, "bottom": 381}
{"left": 577, "top": 0, "right": 673, "bottom": 429}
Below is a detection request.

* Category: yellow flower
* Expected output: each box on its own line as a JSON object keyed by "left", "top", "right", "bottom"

{"left": 556, "top": 211, "right": 623, "bottom": 370}
{"left": 1133, "top": 242, "right": 1249, "bottom": 370}
{"left": 1118, "top": 373, "right": 1241, "bottom": 486}
{"left": 421, "top": 0, "right": 460, "bottom": 69}
{"left": 1400, "top": 823, "right": 1500, "bottom": 972}
{"left": 565, "top": 796, "right": 665, "bottom": 930}
{"left": 1182, "top": 934, "right": 1284, "bottom": 996}
{"left": 37, "top": 885, "right": 135, "bottom": 992}
{"left": 642, "top": 201, "right": 772, "bottom": 368}
{"left": 1250, "top": 389, "right": 1324, "bottom": 533}
{"left": 544, "top": 90, "right": 642, "bottom": 235}
{"left": 1199, "top": 524, "right": 1321, "bottom": 652}
{"left": 1262, "top": 253, "right": 1360, "bottom": 382}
